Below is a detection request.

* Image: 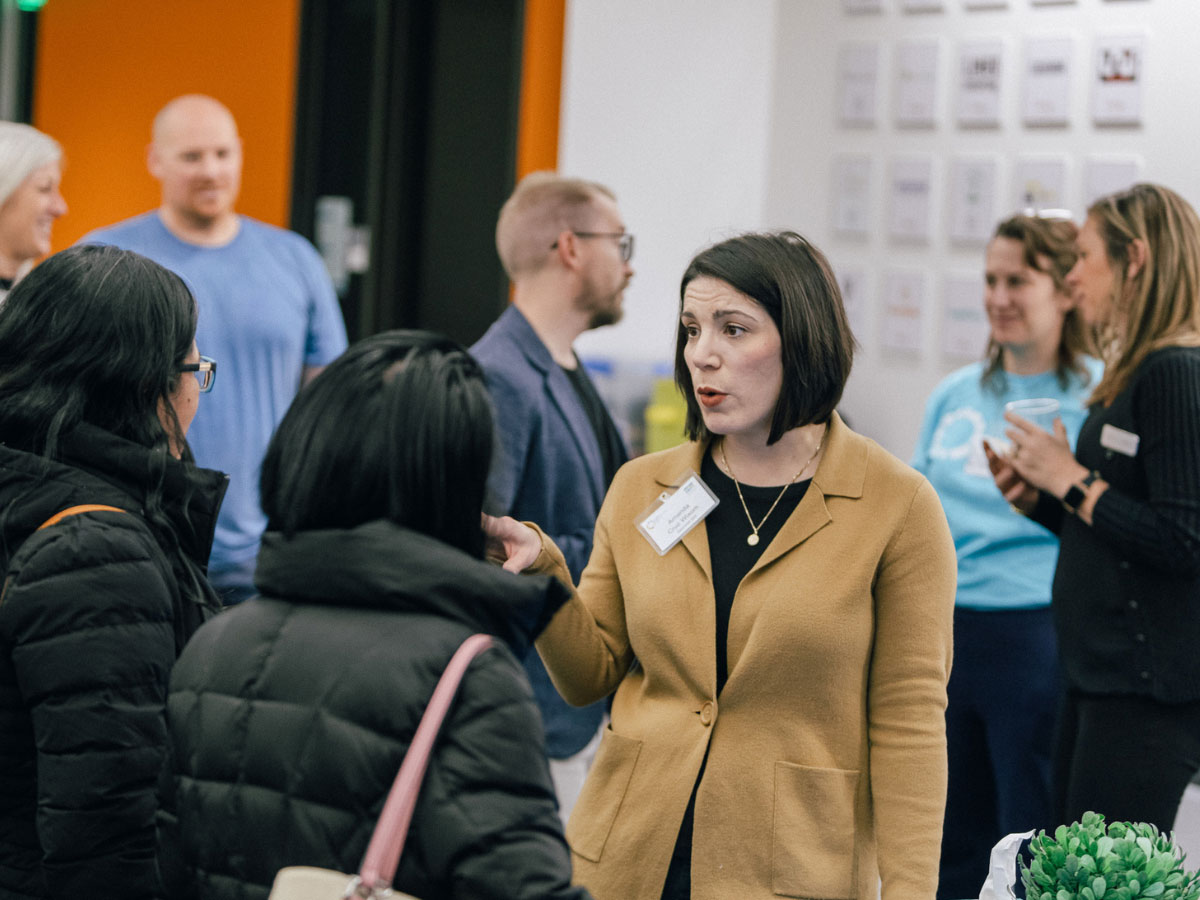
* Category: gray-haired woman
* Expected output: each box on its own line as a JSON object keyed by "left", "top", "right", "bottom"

{"left": 0, "top": 121, "right": 67, "bottom": 300}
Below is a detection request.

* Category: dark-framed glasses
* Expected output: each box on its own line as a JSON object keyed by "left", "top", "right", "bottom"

{"left": 551, "top": 231, "right": 635, "bottom": 263}
{"left": 180, "top": 356, "right": 217, "bottom": 393}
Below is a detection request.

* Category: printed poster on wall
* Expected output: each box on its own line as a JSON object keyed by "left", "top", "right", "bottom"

{"left": 956, "top": 39, "right": 1004, "bottom": 126}
{"left": 947, "top": 157, "right": 999, "bottom": 245}
{"left": 838, "top": 42, "right": 881, "bottom": 126}
{"left": 889, "top": 156, "right": 934, "bottom": 242}
{"left": 895, "top": 39, "right": 941, "bottom": 127}
{"left": 1084, "top": 156, "right": 1143, "bottom": 205}
{"left": 1022, "top": 36, "right": 1074, "bottom": 126}
{"left": 1013, "top": 156, "right": 1070, "bottom": 214}
{"left": 832, "top": 155, "right": 873, "bottom": 237}
{"left": 1092, "top": 33, "right": 1145, "bottom": 125}
{"left": 881, "top": 270, "right": 927, "bottom": 354}
{"left": 835, "top": 265, "right": 872, "bottom": 345}
{"left": 942, "top": 273, "right": 989, "bottom": 360}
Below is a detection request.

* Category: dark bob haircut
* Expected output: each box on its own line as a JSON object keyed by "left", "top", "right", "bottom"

{"left": 0, "top": 243, "right": 197, "bottom": 458}
{"left": 260, "top": 330, "right": 494, "bottom": 558}
{"left": 675, "top": 231, "right": 855, "bottom": 445}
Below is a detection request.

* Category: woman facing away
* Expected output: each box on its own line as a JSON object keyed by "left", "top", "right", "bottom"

{"left": 0, "top": 122, "right": 68, "bottom": 300}
{"left": 912, "top": 213, "right": 1100, "bottom": 899}
{"left": 487, "top": 231, "right": 958, "bottom": 900}
{"left": 988, "top": 183, "right": 1200, "bottom": 832}
{"left": 0, "top": 244, "right": 225, "bottom": 899}
{"left": 163, "top": 331, "right": 592, "bottom": 900}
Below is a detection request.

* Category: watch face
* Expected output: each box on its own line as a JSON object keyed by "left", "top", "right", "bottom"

{"left": 1063, "top": 484, "right": 1086, "bottom": 512}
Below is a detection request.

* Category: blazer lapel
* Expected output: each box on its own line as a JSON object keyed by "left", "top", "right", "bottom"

{"left": 545, "top": 367, "right": 606, "bottom": 507}
{"left": 503, "top": 307, "right": 606, "bottom": 508}
{"left": 750, "top": 412, "right": 866, "bottom": 573}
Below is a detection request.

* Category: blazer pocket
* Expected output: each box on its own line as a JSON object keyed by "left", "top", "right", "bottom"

{"left": 565, "top": 728, "right": 642, "bottom": 863}
{"left": 772, "top": 760, "right": 860, "bottom": 899}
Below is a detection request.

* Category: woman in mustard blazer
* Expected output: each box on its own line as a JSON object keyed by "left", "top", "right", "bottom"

{"left": 488, "top": 231, "right": 957, "bottom": 900}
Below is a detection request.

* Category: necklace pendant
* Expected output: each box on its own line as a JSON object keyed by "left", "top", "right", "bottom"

{"left": 747, "top": 533, "right": 760, "bottom": 547}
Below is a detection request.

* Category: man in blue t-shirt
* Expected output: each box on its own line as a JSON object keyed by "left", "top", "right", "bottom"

{"left": 84, "top": 94, "right": 348, "bottom": 604}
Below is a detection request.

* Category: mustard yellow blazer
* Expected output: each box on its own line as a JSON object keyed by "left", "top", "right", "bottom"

{"left": 533, "top": 413, "right": 956, "bottom": 900}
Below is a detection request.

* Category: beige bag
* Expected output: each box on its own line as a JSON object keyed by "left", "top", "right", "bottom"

{"left": 267, "top": 634, "right": 494, "bottom": 900}
{"left": 268, "top": 867, "right": 418, "bottom": 900}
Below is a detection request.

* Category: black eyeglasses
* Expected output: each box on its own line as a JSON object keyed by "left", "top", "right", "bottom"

{"left": 550, "top": 231, "right": 635, "bottom": 263}
{"left": 180, "top": 356, "right": 217, "bottom": 393}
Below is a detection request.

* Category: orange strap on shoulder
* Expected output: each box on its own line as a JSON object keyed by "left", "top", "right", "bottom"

{"left": 37, "top": 504, "right": 125, "bottom": 530}
{"left": 1, "top": 505, "right": 127, "bottom": 605}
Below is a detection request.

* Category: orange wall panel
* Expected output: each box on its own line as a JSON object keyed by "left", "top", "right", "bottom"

{"left": 33, "top": 0, "right": 300, "bottom": 250}
{"left": 517, "top": 0, "right": 565, "bottom": 178}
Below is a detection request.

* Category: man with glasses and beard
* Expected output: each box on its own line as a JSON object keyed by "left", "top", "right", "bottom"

{"left": 472, "top": 172, "right": 634, "bottom": 823}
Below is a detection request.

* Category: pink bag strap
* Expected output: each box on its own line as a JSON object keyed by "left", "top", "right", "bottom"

{"left": 357, "top": 633, "right": 495, "bottom": 894}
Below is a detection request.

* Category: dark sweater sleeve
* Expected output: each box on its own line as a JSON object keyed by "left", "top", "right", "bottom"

{"left": 0, "top": 519, "right": 176, "bottom": 900}
{"left": 1029, "top": 488, "right": 1065, "bottom": 535}
{"left": 1089, "top": 352, "right": 1200, "bottom": 573}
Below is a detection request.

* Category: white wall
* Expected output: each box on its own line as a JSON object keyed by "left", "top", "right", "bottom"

{"left": 559, "top": 0, "right": 778, "bottom": 367}
{"left": 561, "top": 0, "right": 1200, "bottom": 458}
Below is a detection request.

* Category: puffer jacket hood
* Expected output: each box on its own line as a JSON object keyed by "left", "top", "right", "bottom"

{"left": 0, "top": 422, "right": 226, "bottom": 573}
{"left": 255, "top": 519, "right": 569, "bottom": 656}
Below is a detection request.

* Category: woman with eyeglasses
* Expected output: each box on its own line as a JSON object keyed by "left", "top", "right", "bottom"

{"left": 0, "top": 244, "right": 225, "bottom": 899}
{"left": 487, "top": 231, "right": 957, "bottom": 900}
{"left": 0, "top": 122, "right": 68, "bottom": 302}
{"left": 911, "top": 214, "right": 1100, "bottom": 898}
{"left": 162, "top": 331, "right": 590, "bottom": 900}
{"left": 988, "top": 184, "right": 1200, "bottom": 834}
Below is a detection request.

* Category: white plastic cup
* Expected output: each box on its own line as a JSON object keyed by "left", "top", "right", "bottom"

{"left": 1004, "top": 397, "right": 1061, "bottom": 432}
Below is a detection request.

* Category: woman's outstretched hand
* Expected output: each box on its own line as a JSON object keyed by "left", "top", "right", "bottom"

{"left": 482, "top": 513, "right": 542, "bottom": 573}
{"left": 983, "top": 438, "right": 1040, "bottom": 515}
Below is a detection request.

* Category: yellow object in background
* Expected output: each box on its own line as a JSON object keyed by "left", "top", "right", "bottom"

{"left": 643, "top": 377, "right": 688, "bottom": 454}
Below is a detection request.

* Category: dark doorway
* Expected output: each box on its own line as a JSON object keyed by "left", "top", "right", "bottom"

{"left": 292, "top": 0, "right": 522, "bottom": 345}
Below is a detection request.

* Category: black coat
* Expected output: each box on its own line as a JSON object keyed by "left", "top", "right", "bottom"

{"left": 164, "top": 519, "right": 593, "bottom": 900}
{"left": 0, "top": 424, "right": 225, "bottom": 900}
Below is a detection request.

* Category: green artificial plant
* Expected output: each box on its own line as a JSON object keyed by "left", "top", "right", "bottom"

{"left": 1021, "top": 811, "right": 1200, "bottom": 900}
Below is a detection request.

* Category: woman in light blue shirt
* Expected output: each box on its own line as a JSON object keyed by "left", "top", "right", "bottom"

{"left": 912, "top": 214, "right": 1100, "bottom": 899}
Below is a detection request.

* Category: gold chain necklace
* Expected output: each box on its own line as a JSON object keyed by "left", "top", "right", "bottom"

{"left": 719, "top": 429, "right": 825, "bottom": 547}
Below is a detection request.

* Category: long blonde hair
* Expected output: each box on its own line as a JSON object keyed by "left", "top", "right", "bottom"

{"left": 1088, "top": 183, "right": 1200, "bottom": 407}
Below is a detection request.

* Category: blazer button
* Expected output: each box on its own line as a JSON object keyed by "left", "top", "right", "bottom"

{"left": 1129, "top": 599, "right": 1139, "bottom": 610}
{"left": 700, "top": 701, "right": 715, "bottom": 726}
{"left": 1140, "top": 670, "right": 1152, "bottom": 680}
{"left": 1119, "top": 561, "right": 1131, "bottom": 571}
{"left": 1136, "top": 633, "right": 1147, "bottom": 642}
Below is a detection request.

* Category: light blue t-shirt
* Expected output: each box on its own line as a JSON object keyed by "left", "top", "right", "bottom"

{"left": 911, "top": 359, "right": 1103, "bottom": 610}
{"left": 82, "top": 213, "right": 348, "bottom": 579}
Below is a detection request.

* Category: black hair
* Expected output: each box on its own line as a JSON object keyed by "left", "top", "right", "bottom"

{"left": 675, "top": 231, "right": 856, "bottom": 445}
{"left": 260, "top": 330, "right": 495, "bottom": 558}
{"left": 0, "top": 243, "right": 196, "bottom": 458}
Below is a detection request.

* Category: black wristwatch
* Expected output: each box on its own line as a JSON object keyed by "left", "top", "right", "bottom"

{"left": 1062, "top": 470, "right": 1101, "bottom": 513}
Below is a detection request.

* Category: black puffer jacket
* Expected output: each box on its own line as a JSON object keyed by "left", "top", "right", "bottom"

{"left": 165, "top": 519, "right": 593, "bottom": 900}
{"left": 0, "top": 424, "right": 225, "bottom": 900}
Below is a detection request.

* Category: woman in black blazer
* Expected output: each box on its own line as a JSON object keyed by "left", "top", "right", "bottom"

{"left": 988, "top": 183, "right": 1200, "bottom": 830}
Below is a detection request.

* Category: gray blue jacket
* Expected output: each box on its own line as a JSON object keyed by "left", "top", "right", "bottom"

{"left": 471, "top": 305, "right": 626, "bottom": 757}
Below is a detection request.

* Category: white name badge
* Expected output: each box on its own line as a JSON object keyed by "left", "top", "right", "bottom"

{"left": 635, "top": 471, "right": 719, "bottom": 556}
{"left": 1100, "top": 423, "right": 1140, "bottom": 457}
